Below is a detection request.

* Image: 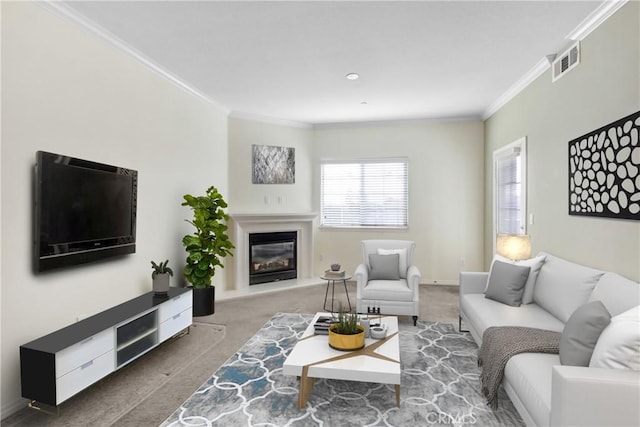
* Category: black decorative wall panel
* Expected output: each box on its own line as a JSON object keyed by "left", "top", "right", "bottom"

{"left": 568, "top": 111, "right": 640, "bottom": 220}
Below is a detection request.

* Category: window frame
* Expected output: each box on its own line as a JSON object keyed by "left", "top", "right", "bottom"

{"left": 320, "top": 158, "right": 409, "bottom": 229}
{"left": 493, "top": 137, "right": 527, "bottom": 249}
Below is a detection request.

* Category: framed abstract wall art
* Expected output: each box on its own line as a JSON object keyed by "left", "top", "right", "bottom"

{"left": 252, "top": 144, "right": 295, "bottom": 184}
{"left": 568, "top": 110, "right": 640, "bottom": 220}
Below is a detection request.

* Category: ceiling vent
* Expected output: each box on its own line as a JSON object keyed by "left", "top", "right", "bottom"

{"left": 552, "top": 42, "right": 580, "bottom": 82}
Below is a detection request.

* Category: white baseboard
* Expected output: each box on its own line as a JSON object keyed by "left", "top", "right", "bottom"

{"left": 421, "top": 280, "right": 459, "bottom": 286}
{"left": 1, "top": 397, "right": 28, "bottom": 421}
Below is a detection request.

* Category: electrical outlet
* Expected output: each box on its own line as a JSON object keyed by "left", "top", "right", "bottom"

{"left": 319, "top": 253, "right": 324, "bottom": 261}
{"left": 264, "top": 196, "right": 270, "bottom": 204}
{"left": 460, "top": 258, "right": 465, "bottom": 267}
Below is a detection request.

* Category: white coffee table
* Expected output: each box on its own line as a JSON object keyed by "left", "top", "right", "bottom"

{"left": 282, "top": 312, "right": 401, "bottom": 408}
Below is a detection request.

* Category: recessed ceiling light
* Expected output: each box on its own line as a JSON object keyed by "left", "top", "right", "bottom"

{"left": 360, "top": 101, "right": 368, "bottom": 105}
{"left": 346, "top": 73, "right": 359, "bottom": 80}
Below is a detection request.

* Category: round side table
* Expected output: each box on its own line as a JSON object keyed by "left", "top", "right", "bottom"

{"left": 321, "top": 274, "right": 352, "bottom": 312}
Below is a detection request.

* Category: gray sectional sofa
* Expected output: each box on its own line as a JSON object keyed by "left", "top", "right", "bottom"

{"left": 459, "top": 252, "right": 640, "bottom": 426}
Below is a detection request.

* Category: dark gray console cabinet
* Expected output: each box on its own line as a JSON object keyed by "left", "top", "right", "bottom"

{"left": 20, "top": 288, "right": 192, "bottom": 406}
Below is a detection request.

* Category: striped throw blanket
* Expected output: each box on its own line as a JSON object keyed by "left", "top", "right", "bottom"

{"left": 478, "top": 326, "right": 561, "bottom": 409}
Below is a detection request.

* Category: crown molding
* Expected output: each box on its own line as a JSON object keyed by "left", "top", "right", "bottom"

{"left": 312, "top": 114, "right": 482, "bottom": 130}
{"left": 37, "top": 1, "right": 230, "bottom": 114}
{"left": 483, "top": 0, "right": 628, "bottom": 121}
{"left": 482, "top": 57, "right": 550, "bottom": 121}
{"left": 566, "top": 0, "right": 628, "bottom": 41}
{"left": 228, "top": 111, "right": 312, "bottom": 129}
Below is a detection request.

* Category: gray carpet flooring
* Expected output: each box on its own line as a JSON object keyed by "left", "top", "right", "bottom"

{"left": 2, "top": 283, "right": 459, "bottom": 427}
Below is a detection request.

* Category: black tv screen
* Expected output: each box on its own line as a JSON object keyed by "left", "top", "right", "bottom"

{"left": 34, "top": 151, "right": 137, "bottom": 272}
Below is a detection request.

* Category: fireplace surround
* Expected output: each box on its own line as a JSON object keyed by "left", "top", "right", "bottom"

{"left": 228, "top": 213, "right": 317, "bottom": 292}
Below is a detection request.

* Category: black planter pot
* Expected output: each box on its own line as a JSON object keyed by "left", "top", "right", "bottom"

{"left": 192, "top": 286, "right": 215, "bottom": 316}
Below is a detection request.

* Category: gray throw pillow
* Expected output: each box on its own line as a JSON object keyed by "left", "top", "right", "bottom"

{"left": 368, "top": 253, "right": 400, "bottom": 280}
{"left": 484, "top": 260, "right": 531, "bottom": 307}
{"left": 560, "top": 300, "right": 611, "bottom": 366}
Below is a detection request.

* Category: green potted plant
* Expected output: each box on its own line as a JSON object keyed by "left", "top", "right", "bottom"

{"left": 329, "top": 308, "right": 365, "bottom": 351}
{"left": 151, "top": 259, "right": 173, "bottom": 295}
{"left": 182, "top": 186, "right": 234, "bottom": 316}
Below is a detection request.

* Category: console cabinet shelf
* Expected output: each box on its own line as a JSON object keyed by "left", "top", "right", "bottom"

{"left": 20, "top": 288, "right": 192, "bottom": 406}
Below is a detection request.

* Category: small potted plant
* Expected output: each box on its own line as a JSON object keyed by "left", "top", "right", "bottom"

{"left": 151, "top": 259, "right": 173, "bottom": 295}
{"left": 328, "top": 308, "right": 365, "bottom": 351}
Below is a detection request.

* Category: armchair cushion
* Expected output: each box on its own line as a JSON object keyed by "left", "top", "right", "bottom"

{"left": 377, "top": 248, "right": 408, "bottom": 278}
{"left": 368, "top": 253, "right": 400, "bottom": 280}
{"left": 361, "top": 279, "right": 413, "bottom": 302}
{"left": 362, "top": 240, "right": 415, "bottom": 279}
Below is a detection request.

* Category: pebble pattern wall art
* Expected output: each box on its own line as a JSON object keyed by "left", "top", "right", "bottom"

{"left": 568, "top": 111, "right": 640, "bottom": 220}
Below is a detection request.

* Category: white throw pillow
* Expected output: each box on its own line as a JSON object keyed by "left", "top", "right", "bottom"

{"left": 590, "top": 305, "right": 640, "bottom": 370}
{"left": 377, "top": 248, "right": 408, "bottom": 278}
{"left": 490, "top": 254, "right": 546, "bottom": 304}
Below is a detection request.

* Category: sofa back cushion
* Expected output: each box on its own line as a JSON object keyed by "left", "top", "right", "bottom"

{"left": 533, "top": 252, "right": 605, "bottom": 323}
{"left": 588, "top": 273, "right": 640, "bottom": 316}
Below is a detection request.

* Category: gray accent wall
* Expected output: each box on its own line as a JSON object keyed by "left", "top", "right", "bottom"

{"left": 484, "top": 1, "right": 640, "bottom": 280}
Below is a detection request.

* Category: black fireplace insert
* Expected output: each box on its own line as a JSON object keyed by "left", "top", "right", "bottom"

{"left": 249, "top": 231, "right": 297, "bottom": 285}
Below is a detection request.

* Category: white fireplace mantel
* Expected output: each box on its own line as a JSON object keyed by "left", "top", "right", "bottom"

{"left": 228, "top": 213, "right": 318, "bottom": 293}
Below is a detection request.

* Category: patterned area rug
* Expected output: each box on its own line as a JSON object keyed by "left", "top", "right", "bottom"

{"left": 161, "top": 313, "right": 524, "bottom": 426}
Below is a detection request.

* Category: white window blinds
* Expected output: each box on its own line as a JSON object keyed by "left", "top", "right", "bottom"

{"left": 494, "top": 139, "right": 526, "bottom": 234}
{"left": 320, "top": 159, "right": 408, "bottom": 228}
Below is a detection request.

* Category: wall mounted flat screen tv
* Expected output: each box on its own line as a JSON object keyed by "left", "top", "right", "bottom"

{"left": 34, "top": 151, "right": 137, "bottom": 272}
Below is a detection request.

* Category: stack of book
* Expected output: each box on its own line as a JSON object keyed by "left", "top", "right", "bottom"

{"left": 314, "top": 316, "right": 336, "bottom": 335}
{"left": 324, "top": 269, "right": 346, "bottom": 278}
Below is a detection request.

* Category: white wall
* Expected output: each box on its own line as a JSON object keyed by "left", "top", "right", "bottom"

{"left": 312, "top": 120, "right": 485, "bottom": 282}
{"left": 1, "top": 2, "right": 229, "bottom": 414}
{"left": 484, "top": 1, "right": 640, "bottom": 280}
{"left": 227, "top": 115, "right": 313, "bottom": 214}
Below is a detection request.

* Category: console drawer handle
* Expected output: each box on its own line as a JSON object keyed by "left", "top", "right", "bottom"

{"left": 172, "top": 313, "right": 181, "bottom": 320}
{"left": 80, "top": 336, "right": 94, "bottom": 345}
{"left": 81, "top": 360, "right": 94, "bottom": 370}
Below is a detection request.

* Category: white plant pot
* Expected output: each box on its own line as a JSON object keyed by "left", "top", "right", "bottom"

{"left": 153, "top": 273, "right": 170, "bottom": 295}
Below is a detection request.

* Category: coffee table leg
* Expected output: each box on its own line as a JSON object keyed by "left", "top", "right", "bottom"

{"left": 395, "top": 384, "right": 401, "bottom": 407}
{"left": 298, "top": 375, "right": 315, "bottom": 408}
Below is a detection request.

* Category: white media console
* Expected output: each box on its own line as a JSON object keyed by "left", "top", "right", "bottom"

{"left": 20, "top": 287, "right": 192, "bottom": 407}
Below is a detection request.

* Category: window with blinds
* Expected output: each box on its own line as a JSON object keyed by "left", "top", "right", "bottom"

{"left": 320, "top": 159, "right": 408, "bottom": 228}
{"left": 494, "top": 138, "right": 527, "bottom": 235}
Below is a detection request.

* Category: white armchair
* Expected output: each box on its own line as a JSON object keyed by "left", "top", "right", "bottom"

{"left": 355, "top": 240, "right": 420, "bottom": 326}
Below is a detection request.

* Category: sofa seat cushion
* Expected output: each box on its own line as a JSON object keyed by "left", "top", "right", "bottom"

{"left": 361, "top": 279, "right": 412, "bottom": 301}
{"left": 533, "top": 252, "right": 604, "bottom": 323}
{"left": 460, "top": 294, "right": 565, "bottom": 341}
{"left": 504, "top": 353, "right": 560, "bottom": 427}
